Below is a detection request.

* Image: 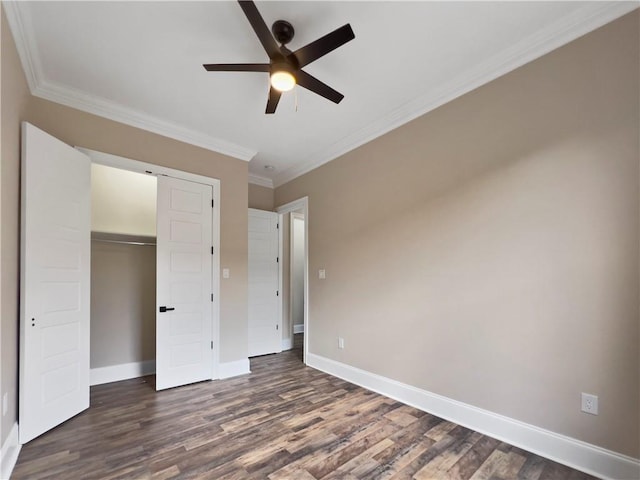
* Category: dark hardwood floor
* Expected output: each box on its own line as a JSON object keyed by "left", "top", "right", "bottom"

{"left": 13, "top": 336, "right": 596, "bottom": 479}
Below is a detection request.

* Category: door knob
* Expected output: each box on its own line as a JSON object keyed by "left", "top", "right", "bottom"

{"left": 159, "top": 306, "right": 175, "bottom": 313}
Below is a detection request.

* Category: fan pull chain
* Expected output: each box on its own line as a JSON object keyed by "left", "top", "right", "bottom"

{"left": 295, "top": 87, "right": 299, "bottom": 112}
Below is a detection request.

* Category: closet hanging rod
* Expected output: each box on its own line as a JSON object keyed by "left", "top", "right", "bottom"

{"left": 92, "top": 238, "right": 156, "bottom": 247}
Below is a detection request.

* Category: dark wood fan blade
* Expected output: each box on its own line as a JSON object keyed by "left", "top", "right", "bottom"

{"left": 290, "top": 24, "right": 355, "bottom": 68}
{"left": 238, "top": 1, "right": 281, "bottom": 59}
{"left": 266, "top": 87, "right": 282, "bottom": 114}
{"left": 296, "top": 70, "right": 344, "bottom": 104}
{"left": 203, "top": 63, "right": 270, "bottom": 72}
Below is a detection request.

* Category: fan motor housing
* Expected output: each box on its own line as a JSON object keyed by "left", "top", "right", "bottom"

{"left": 272, "top": 20, "right": 295, "bottom": 45}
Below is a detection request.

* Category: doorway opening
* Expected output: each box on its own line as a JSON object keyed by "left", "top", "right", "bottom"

{"left": 89, "top": 164, "right": 157, "bottom": 386}
{"left": 19, "top": 124, "right": 221, "bottom": 444}
{"left": 289, "top": 212, "right": 305, "bottom": 362}
{"left": 80, "top": 148, "right": 221, "bottom": 387}
{"left": 276, "top": 197, "right": 309, "bottom": 364}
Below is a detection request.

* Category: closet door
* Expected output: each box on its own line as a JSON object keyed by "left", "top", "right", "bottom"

{"left": 20, "top": 122, "right": 91, "bottom": 443}
{"left": 156, "top": 176, "right": 213, "bottom": 390}
{"left": 248, "top": 209, "right": 280, "bottom": 356}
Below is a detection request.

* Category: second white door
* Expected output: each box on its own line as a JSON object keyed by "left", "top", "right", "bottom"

{"left": 248, "top": 209, "right": 280, "bottom": 356}
{"left": 156, "top": 176, "right": 213, "bottom": 390}
{"left": 20, "top": 122, "right": 91, "bottom": 443}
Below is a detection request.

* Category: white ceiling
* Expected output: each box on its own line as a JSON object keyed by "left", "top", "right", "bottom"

{"left": 5, "top": 1, "right": 636, "bottom": 187}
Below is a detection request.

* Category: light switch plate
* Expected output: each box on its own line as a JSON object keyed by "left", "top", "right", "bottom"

{"left": 222, "top": 268, "right": 230, "bottom": 279}
{"left": 319, "top": 269, "right": 326, "bottom": 279}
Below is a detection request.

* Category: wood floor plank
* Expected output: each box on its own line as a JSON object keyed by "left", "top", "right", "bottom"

{"left": 12, "top": 337, "right": 598, "bottom": 480}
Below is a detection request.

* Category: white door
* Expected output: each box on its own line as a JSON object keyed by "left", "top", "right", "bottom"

{"left": 19, "top": 122, "right": 91, "bottom": 444}
{"left": 248, "top": 209, "right": 280, "bottom": 356}
{"left": 156, "top": 175, "right": 213, "bottom": 390}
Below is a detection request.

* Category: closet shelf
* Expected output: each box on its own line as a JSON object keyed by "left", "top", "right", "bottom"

{"left": 91, "top": 232, "right": 156, "bottom": 246}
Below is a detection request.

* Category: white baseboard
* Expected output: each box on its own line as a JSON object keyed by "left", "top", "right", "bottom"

{"left": 293, "top": 324, "right": 304, "bottom": 334}
{"left": 282, "top": 338, "right": 293, "bottom": 351}
{"left": 307, "top": 353, "right": 640, "bottom": 480}
{"left": 218, "top": 358, "right": 251, "bottom": 379}
{"left": 90, "top": 360, "right": 156, "bottom": 386}
{"left": 1, "top": 422, "right": 21, "bottom": 480}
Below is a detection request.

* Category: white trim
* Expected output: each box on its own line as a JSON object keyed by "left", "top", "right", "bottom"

{"left": 2, "top": 1, "right": 39, "bottom": 93}
{"left": 249, "top": 174, "right": 274, "bottom": 189}
{"left": 282, "top": 337, "right": 293, "bottom": 351}
{"left": 276, "top": 197, "right": 309, "bottom": 365}
{"left": 218, "top": 359, "right": 251, "bottom": 379}
{"left": 293, "top": 324, "right": 304, "bottom": 335}
{"left": 1, "top": 422, "right": 21, "bottom": 479}
{"left": 38, "top": 81, "right": 256, "bottom": 161}
{"left": 271, "top": 2, "right": 639, "bottom": 187}
{"left": 90, "top": 360, "right": 156, "bottom": 387}
{"left": 79, "top": 147, "right": 220, "bottom": 187}
{"left": 78, "top": 148, "right": 221, "bottom": 382}
{"left": 306, "top": 353, "right": 640, "bottom": 480}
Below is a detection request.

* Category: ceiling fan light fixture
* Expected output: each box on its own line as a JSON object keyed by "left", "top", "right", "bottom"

{"left": 270, "top": 70, "right": 296, "bottom": 92}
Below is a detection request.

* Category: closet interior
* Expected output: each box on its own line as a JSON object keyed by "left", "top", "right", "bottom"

{"left": 90, "top": 164, "right": 157, "bottom": 379}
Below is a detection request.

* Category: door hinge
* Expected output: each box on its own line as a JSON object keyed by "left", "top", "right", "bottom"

{"left": 277, "top": 223, "right": 279, "bottom": 229}
{"left": 276, "top": 290, "right": 279, "bottom": 296}
{"left": 276, "top": 324, "right": 279, "bottom": 330}
{"left": 210, "top": 341, "right": 213, "bottom": 349}
{"left": 211, "top": 293, "right": 213, "bottom": 302}
{"left": 211, "top": 246, "right": 214, "bottom": 254}
{"left": 276, "top": 256, "right": 279, "bottom": 263}
{"left": 212, "top": 199, "right": 214, "bottom": 208}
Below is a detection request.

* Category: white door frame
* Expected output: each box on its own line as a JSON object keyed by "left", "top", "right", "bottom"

{"left": 276, "top": 197, "right": 309, "bottom": 364}
{"left": 76, "top": 148, "right": 221, "bottom": 380}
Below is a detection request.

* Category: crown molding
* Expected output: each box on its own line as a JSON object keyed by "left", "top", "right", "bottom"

{"left": 3, "top": 1, "right": 40, "bottom": 92}
{"left": 33, "top": 80, "right": 257, "bottom": 161}
{"left": 3, "top": 1, "right": 256, "bottom": 162}
{"left": 249, "top": 174, "right": 274, "bottom": 188}
{"left": 272, "top": 1, "right": 639, "bottom": 187}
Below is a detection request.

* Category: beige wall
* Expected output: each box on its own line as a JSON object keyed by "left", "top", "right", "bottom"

{"left": 276, "top": 12, "right": 640, "bottom": 458}
{"left": 91, "top": 241, "right": 156, "bottom": 368}
{"left": 1, "top": 2, "right": 249, "bottom": 448}
{"left": 1, "top": 6, "right": 31, "bottom": 447}
{"left": 248, "top": 183, "right": 275, "bottom": 211}
{"left": 91, "top": 164, "right": 157, "bottom": 237}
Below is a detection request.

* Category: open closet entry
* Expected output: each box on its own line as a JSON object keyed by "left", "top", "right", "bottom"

{"left": 20, "top": 123, "right": 220, "bottom": 444}
{"left": 90, "top": 164, "right": 158, "bottom": 386}
{"left": 84, "top": 149, "right": 220, "bottom": 392}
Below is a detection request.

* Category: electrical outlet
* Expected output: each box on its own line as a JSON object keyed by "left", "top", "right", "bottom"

{"left": 222, "top": 268, "right": 230, "bottom": 279}
{"left": 338, "top": 337, "right": 345, "bottom": 349}
{"left": 581, "top": 393, "right": 598, "bottom": 415}
{"left": 2, "top": 392, "right": 8, "bottom": 416}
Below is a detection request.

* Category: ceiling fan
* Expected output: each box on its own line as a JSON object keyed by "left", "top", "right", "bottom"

{"left": 203, "top": 0, "right": 355, "bottom": 114}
